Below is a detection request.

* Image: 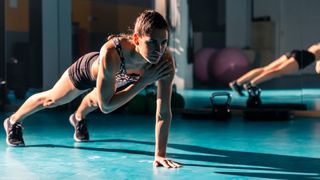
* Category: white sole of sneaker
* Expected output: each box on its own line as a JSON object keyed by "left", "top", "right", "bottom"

{"left": 3, "top": 118, "right": 11, "bottom": 146}
{"left": 69, "top": 114, "right": 87, "bottom": 142}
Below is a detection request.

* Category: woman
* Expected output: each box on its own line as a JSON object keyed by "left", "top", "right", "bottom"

{"left": 3, "top": 10, "right": 181, "bottom": 168}
{"left": 229, "top": 43, "right": 320, "bottom": 96}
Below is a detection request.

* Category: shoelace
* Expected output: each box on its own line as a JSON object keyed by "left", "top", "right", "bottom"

{"left": 76, "top": 121, "right": 88, "bottom": 134}
{"left": 9, "top": 123, "right": 23, "bottom": 140}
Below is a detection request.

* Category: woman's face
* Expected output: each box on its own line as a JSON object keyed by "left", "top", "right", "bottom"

{"left": 135, "top": 28, "right": 168, "bottom": 64}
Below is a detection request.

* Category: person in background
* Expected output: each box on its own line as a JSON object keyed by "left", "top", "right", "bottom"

{"left": 229, "top": 43, "right": 320, "bottom": 96}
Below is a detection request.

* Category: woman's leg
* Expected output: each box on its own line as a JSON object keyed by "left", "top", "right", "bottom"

{"left": 236, "top": 68, "right": 264, "bottom": 85}
{"left": 229, "top": 67, "right": 265, "bottom": 96}
{"left": 4, "top": 69, "right": 86, "bottom": 146}
{"left": 10, "top": 70, "right": 86, "bottom": 123}
{"left": 74, "top": 88, "right": 99, "bottom": 120}
{"left": 69, "top": 88, "right": 99, "bottom": 142}
{"left": 236, "top": 55, "right": 288, "bottom": 85}
{"left": 250, "top": 58, "right": 299, "bottom": 86}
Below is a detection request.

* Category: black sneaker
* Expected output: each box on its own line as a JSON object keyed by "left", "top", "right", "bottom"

{"left": 3, "top": 118, "right": 25, "bottom": 147}
{"left": 69, "top": 114, "right": 89, "bottom": 142}
{"left": 229, "top": 81, "right": 245, "bottom": 96}
{"left": 245, "top": 83, "right": 262, "bottom": 108}
{"left": 245, "top": 83, "right": 261, "bottom": 97}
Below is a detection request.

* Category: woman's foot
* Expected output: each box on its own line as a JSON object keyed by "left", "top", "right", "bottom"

{"left": 69, "top": 114, "right": 89, "bottom": 142}
{"left": 229, "top": 81, "right": 245, "bottom": 96}
{"left": 3, "top": 118, "right": 25, "bottom": 146}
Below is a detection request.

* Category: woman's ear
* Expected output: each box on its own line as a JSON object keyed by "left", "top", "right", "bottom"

{"left": 133, "top": 33, "right": 139, "bottom": 45}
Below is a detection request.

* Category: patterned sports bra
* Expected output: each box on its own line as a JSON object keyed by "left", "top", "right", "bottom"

{"left": 112, "top": 37, "right": 140, "bottom": 90}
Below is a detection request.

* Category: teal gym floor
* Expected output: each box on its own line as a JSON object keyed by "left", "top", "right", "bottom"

{"left": 1, "top": 89, "right": 320, "bottom": 179}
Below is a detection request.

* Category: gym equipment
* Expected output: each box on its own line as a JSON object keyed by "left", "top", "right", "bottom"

{"left": 172, "top": 92, "right": 185, "bottom": 109}
{"left": 209, "top": 48, "right": 249, "bottom": 83}
{"left": 194, "top": 48, "right": 215, "bottom": 82}
{"left": 181, "top": 92, "right": 232, "bottom": 120}
{"left": 171, "top": 84, "right": 185, "bottom": 109}
{"left": 243, "top": 108, "right": 293, "bottom": 120}
{"left": 181, "top": 91, "right": 307, "bottom": 121}
{"left": 0, "top": 80, "right": 7, "bottom": 111}
{"left": 145, "top": 91, "right": 185, "bottom": 114}
{"left": 243, "top": 86, "right": 305, "bottom": 120}
{"left": 127, "top": 94, "right": 147, "bottom": 114}
{"left": 7, "top": 42, "right": 29, "bottom": 99}
{"left": 145, "top": 83, "right": 157, "bottom": 96}
{"left": 7, "top": 58, "right": 27, "bottom": 99}
{"left": 145, "top": 84, "right": 186, "bottom": 114}
{"left": 210, "top": 92, "right": 232, "bottom": 119}
{"left": 246, "top": 86, "right": 262, "bottom": 108}
{"left": 146, "top": 94, "right": 156, "bottom": 114}
{"left": 242, "top": 102, "right": 306, "bottom": 120}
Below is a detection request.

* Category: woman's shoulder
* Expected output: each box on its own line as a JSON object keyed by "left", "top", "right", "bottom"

{"left": 105, "top": 35, "right": 133, "bottom": 50}
{"left": 106, "top": 34, "right": 132, "bottom": 44}
{"left": 99, "top": 37, "right": 132, "bottom": 63}
{"left": 161, "top": 49, "right": 173, "bottom": 62}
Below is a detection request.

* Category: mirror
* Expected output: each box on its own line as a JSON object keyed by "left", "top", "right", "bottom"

{"left": 164, "top": 0, "right": 320, "bottom": 110}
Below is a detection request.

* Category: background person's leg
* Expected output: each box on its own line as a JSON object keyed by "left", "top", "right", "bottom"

{"left": 236, "top": 68, "right": 264, "bottom": 85}
{"left": 250, "top": 59, "right": 299, "bottom": 86}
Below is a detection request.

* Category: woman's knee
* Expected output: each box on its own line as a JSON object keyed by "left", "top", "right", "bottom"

{"left": 88, "top": 98, "right": 99, "bottom": 107}
{"left": 252, "top": 67, "right": 264, "bottom": 73}
{"left": 27, "top": 91, "right": 54, "bottom": 108}
{"left": 39, "top": 92, "right": 66, "bottom": 108}
{"left": 85, "top": 90, "right": 99, "bottom": 107}
{"left": 43, "top": 99, "right": 57, "bottom": 108}
{"left": 264, "top": 68, "right": 283, "bottom": 77}
{"left": 81, "top": 94, "right": 98, "bottom": 107}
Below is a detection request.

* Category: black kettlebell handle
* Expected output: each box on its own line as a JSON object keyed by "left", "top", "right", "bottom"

{"left": 210, "top": 92, "right": 232, "bottom": 107}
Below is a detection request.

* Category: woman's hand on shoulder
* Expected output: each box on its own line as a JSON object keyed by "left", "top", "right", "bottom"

{"left": 140, "top": 59, "right": 174, "bottom": 85}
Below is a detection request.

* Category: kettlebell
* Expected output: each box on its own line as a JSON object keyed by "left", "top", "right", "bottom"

{"left": 210, "top": 92, "right": 232, "bottom": 120}
{"left": 246, "top": 87, "right": 262, "bottom": 108}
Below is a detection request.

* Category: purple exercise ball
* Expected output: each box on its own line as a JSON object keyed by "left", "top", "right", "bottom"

{"left": 194, "top": 48, "right": 216, "bottom": 82}
{"left": 209, "top": 48, "right": 249, "bottom": 83}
